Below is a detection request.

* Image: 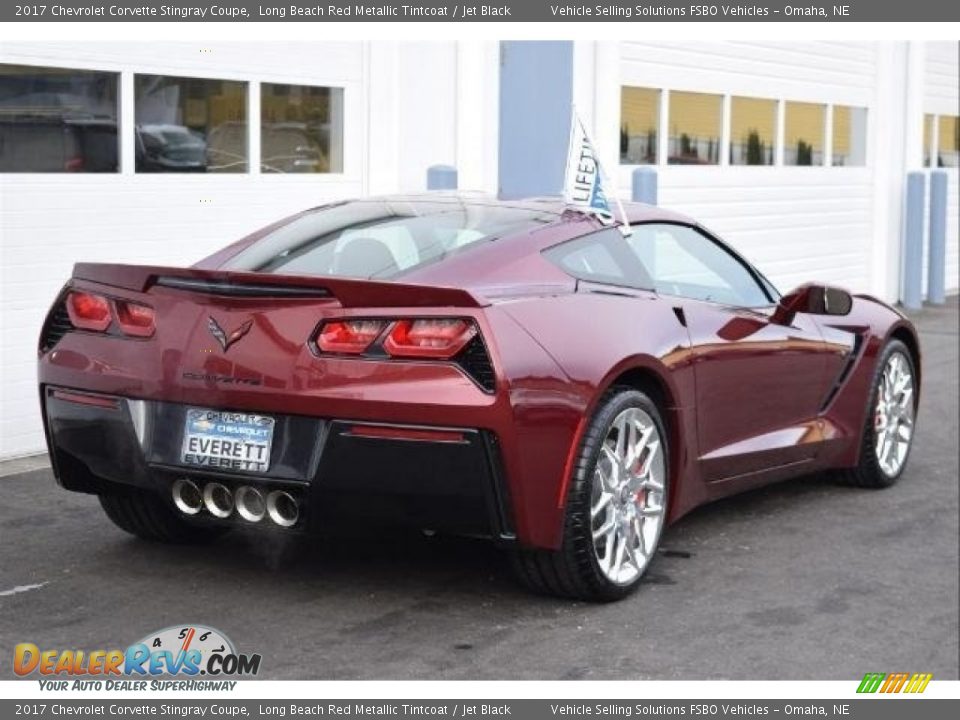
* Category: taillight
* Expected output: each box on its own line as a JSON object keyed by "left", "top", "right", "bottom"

{"left": 63, "top": 291, "right": 156, "bottom": 338}
{"left": 317, "top": 320, "right": 388, "bottom": 354}
{"left": 115, "top": 300, "right": 156, "bottom": 338}
{"left": 66, "top": 291, "right": 111, "bottom": 332}
{"left": 383, "top": 319, "right": 477, "bottom": 359}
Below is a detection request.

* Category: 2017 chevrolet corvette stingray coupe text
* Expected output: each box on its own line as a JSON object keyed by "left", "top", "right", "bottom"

{"left": 39, "top": 195, "right": 920, "bottom": 600}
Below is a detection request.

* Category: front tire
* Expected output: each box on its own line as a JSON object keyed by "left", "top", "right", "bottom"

{"left": 99, "top": 488, "right": 227, "bottom": 544}
{"left": 839, "top": 339, "right": 918, "bottom": 488}
{"left": 512, "top": 387, "right": 669, "bottom": 601}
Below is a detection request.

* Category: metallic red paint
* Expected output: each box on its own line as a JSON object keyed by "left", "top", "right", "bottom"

{"left": 38, "top": 197, "right": 921, "bottom": 551}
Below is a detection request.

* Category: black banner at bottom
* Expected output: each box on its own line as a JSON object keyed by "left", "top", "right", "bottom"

{"left": 1, "top": 699, "right": 957, "bottom": 720}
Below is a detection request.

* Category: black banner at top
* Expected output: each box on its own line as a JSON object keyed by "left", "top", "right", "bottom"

{"left": 4, "top": 0, "right": 960, "bottom": 22}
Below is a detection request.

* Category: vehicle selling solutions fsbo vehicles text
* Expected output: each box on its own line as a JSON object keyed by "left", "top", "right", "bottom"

{"left": 549, "top": 5, "right": 848, "bottom": 17}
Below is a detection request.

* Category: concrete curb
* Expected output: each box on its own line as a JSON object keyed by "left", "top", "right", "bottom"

{"left": 0, "top": 454, "right": 50, "bottom": 478}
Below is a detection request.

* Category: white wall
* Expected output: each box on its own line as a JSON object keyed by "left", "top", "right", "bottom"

{"left": 0, "top": 40, "right": 498, "bottom": 459}
{"left": 397, "top": 43, "right": 458, "bottom": 190}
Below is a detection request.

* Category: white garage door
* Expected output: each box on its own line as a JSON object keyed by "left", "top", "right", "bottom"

{"left": 616, "top": 41, "right": 878, "bottom": 296}
{"left": 0, "top": 42, "right": 365, "bottom": 459}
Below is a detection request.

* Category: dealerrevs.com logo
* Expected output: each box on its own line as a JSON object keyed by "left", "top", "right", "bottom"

{"left": 13, "top": 625, "right": 261, "bottom": 690}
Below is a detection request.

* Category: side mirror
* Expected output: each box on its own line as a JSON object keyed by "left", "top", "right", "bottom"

{"left": 771, "top": 283, "right": 852, "bottom": 325}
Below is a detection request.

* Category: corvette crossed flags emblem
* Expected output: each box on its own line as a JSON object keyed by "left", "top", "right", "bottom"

{"left": 207, "top": 316, "right": 253, "bottom": 352}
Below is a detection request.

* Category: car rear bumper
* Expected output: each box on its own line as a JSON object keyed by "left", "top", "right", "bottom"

{"left": 42, "top": 385, "right": 515, "bottom": 541}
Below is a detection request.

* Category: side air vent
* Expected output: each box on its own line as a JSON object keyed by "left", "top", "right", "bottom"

{"left": 819, "top": 333, "right": 865, "bottom": 412}
{"left": 39, "top": 299, "right": 72, "bottom": 353}
{"left": 453, "top": 335, "right": 496, "bottom": 393}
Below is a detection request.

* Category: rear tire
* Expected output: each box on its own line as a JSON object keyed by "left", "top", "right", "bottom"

{"left": 838, "top": 339, "right": 918, "bottom": 489}
{"left": 99, "top": 488, "right": 227, "bottom": 544}
{"left": 511, "top": 387, "right": 670, "bottom": 601}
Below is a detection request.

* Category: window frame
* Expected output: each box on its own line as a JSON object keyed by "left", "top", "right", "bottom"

{"left": 0, "top": 61, "right": 121, "bottom": 174}
{"left": 133, "top": 72, "right": 251, "bottom": 174}
{"left": 628, "top": 221, "right": 779, "bottom": 308}
{"left": 620, "top": 85, "right": 662, "bottom": 166}
{"left": 542, "top": 227, "right": 657, "bottom": 292}
{"left": 666, "top": 89, "right": 723, "bottom": 167}
{"left": 830, "top": 104, "right": 868, "bottom": 167}
{"left": 782, "top": 100, "right": 827, "bottom": 167}
{"left": 544, "top": 222, "right": 779, "bottom": 309}
{"left": 729, "top": 95, "right": 778, "bottom": 167}
{"left": 259, "top": 81, "right": 346, "bottom": 175}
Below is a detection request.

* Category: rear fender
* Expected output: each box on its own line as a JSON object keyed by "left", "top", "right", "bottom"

{"left": 493, "top": 292, "right": 699, "bottom": 549}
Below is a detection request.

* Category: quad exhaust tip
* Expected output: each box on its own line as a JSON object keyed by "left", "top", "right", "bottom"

{"left": 171, "top": 478, "right": 202, "bottom": 515}
{"left": 234, "top": 486, "right": 267, "bottom": 523}
{"left": 266, "top": 490, "right": 299, "bottom": 528}
{"left": 202, "top": 482, "right": 234, "bottom": 519}
{"left": 172, "top": 479, "right": 298, "bottom": 527}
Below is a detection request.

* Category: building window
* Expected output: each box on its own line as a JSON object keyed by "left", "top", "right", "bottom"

{"left": 783, "top": 101, "right": 825, "bottom": 166}
{"left": 134, "top": 74, "right": 247, "bottom": 173}
{"left": 0, "top": 64, "right": 118, "bottom": 173}
{"left": 936, "top": 115, "right": 959, "bottom": 168}
{"left": 667, "top": 91, "right": 721, "bottom": 165}
{"left": 730, "top": 96, "right": 776, "bottom": 166}
{"left": 831, "top": 105, "right": 867, "bottom": 166}
{"left": 261, "top": 83, "right": 344, "bottom": 173}
{"left": 923, "top": 114, "right": 935, "bottom": 167}
{"left": 620, "top": 86, "right": 660, "bottom": 165}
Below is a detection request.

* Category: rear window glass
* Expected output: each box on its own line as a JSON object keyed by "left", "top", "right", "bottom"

{"left": 223, "top": 199, "right": 557, "bottom": 279}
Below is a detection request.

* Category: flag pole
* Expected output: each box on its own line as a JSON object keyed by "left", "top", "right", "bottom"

{"left": 600, "top": 150, "right": 632, "bottom": 237}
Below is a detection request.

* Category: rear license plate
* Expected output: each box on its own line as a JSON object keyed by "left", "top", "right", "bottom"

{"left": 181, "top": 408, "right": 275, "bottom": 473}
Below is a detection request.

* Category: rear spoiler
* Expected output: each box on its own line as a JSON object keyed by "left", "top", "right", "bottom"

{"left": 71, "top": 263, "right": 487, "bottom": 309}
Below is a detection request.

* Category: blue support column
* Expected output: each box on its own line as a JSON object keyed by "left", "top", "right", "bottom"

{"left": 927, "top": 170, "right": 948, "bottom": 305}
{"left": 498, "top": 41, "right": 574, "bottom": 199}
{"left": 631, "top": 167, "right": 658, "bottom": 205}
{"left": 427, "top": 165, "right": 458, "bottom": 191}
{"left": 901, "top": 172, "right": 926, "bottom": 311}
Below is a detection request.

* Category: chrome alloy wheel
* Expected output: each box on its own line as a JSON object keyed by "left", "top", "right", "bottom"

{"left": 590, "top": 408, "right": 666, "bottom": 585}
{"left": 874, "top": 351, "right": 916, "bottom": 477}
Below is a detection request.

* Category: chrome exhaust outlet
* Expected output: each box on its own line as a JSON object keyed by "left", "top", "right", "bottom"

{"left": 171, "top": 478, "right": 202, "bottom": 515}
{"left": 202, "top": 483, "right": 234, "bottom": 519}
{"left": 266, "top": 490, "right": 299, "bottom": 528}
{"left": 234, "top": 486, "right": 266, "bottom": 523}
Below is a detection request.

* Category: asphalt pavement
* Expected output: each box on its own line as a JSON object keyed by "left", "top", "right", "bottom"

{"left": 1, "top": 299, "right": 957, "bottom": 680}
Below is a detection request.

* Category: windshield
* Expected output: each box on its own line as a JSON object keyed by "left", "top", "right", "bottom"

{"left": 223, "top": 199, "right": 558, "bottom": 280}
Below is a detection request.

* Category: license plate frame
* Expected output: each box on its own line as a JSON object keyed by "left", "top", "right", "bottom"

{"left": 180, "top": 408, "right": 275, "bottom": 474}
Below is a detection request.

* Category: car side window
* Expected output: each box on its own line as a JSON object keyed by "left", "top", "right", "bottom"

{"left": 543, "top": 228, "right": 654, "bottom": 290}
{"left": 626, "top": 223, "right": 771, "bottom": 307}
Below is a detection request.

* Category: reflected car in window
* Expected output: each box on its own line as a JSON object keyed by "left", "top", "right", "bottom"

{"left": 261, "top": 122, "right": 326, "bottom": 173}
{"left": 38, "top": 194, "right": 921, "bottom": 601}
{"left": 135, "top": 123, "right": 207, "bottom": 172}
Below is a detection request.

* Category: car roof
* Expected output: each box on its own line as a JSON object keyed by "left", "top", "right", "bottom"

{"left": 340, "top": 192, "right": 698, "bottom": 228}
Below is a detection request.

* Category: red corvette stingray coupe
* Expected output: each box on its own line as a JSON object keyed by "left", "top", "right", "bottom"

{"left": 39, "top": 194, "right": 920, "bottom": 600}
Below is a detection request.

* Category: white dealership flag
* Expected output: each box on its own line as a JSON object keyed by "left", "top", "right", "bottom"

{"left": 564, "top": 110, "right": 630, "bottom": 232}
